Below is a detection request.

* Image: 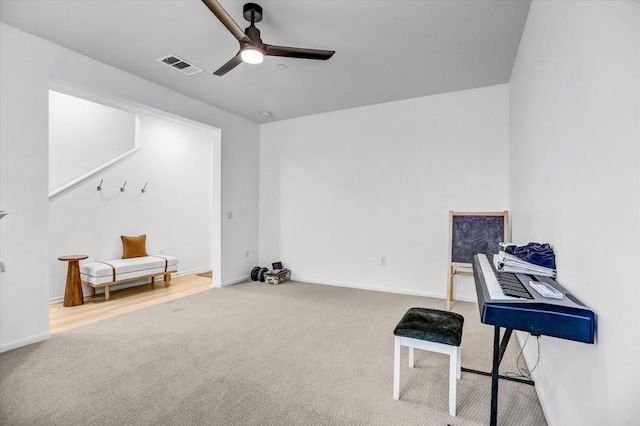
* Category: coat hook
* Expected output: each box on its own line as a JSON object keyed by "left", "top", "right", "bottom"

{"left": 120, "top": 181, "right": 127, "bottom": 192}
{"left": 141, "top": 183, "right": 148, "bottom": 193}
{"left": 97, "top": 179, "right": 104, "bottom": 191}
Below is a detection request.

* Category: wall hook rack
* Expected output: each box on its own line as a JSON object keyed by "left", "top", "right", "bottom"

{"left": 120, "top": 181, "right": 127, "bottom": 192}
{"left": 141, "top": 183, "right": 148, "bottom": 193}
{"left": 97, "top": 179, "right": 103, "bottom": 191}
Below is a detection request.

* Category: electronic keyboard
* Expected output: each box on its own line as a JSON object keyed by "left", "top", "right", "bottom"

{"left": 473, "top": 253, "right": 595, "bottom": 343}
{"left": 471, "top": 253, "right": 596, "bottom": 426}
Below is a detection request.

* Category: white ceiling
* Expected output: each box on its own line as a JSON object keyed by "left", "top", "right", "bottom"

{"left": 0, "top": 0, "right": 530, "bottom": 123}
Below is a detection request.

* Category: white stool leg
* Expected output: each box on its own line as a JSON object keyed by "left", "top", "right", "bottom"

{"left": 456, "top": 346, "right": 461, "bottom": 379}
{"left": 393, "top": 336, "right": 401, "bottom": 400}
{"left": 449, "top": 346, "right": 458, "bottom": 416}
{"left": 408, "top": 346, "right": 415, "bottom": 368}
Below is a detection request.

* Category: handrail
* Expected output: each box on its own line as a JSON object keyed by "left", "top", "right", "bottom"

{"left": 48, "top": 147, "right": 142, "bottom": 199}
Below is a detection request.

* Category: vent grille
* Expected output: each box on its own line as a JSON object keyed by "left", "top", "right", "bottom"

{"left": 157, "top": 54, "right": 203, "bottom": 76}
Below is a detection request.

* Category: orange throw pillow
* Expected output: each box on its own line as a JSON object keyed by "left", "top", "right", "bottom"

{"left": 121, "top": 234, "right": 148, "bottom": 259}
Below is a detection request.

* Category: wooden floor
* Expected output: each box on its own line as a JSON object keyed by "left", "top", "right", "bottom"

{"left": 49, "top": 273, "right": 213, "bottom": 334}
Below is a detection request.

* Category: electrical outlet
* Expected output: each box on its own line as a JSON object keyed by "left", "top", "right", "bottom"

{"left": 381, "top": 257, "right": 387, "bottom": 266}
{"left": 245, "top": 250, "right": 250, "bottom": 258}
{"left": 227, "top": 211, "right": 233, "bottom": 219}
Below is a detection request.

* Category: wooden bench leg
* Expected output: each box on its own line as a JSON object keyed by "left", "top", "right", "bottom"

{"left": 164, "top": 273, "right": 171, "bottom": 287}
{"left": 91, "top": 287, "right": 96, "bottom": 297}
{"left": 104, "top": 285, "right": 110, "bottom": 301}
{"left": 150, "top": 276, "right": 155, "bottom": 289}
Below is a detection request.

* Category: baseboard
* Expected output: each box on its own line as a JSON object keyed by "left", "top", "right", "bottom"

{"left": 295, "top": 276, "right": 448, "bottom": 300}
{"left": 48, "top": 269, "right": 206, "bottom": 304}
{"left": 175, "top": 268, "right": 207, "bottom": 277}
{"left": 220, "top": 275, "right": 250, "bottom": 288}
{"left": 450, "top": 293, "right": 478, "bottom": 303}
{"left": 49, "top": 295, "right": 64, "bottom": 304}
{"left": 0, "top": 332, "right": 51, "bottom": 353}
{"left": 48, "top": 272, "right": 478, "bottom": 304}
{"left": 292, "top": 276, "right": 479, "bottom": 304}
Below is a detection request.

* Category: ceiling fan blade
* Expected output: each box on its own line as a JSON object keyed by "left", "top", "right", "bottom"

{"left": 265, "top": 44, "right": 335, "bottom": 60}
{"left": 201, "top": 0, "right": 250, "bottom": 43}
{"left": 213, "top": 52, "right": 243, "bottom": 76}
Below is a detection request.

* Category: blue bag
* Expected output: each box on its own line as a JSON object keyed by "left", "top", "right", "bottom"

{"left": 504, "top": 242, "right": 556, "bottom": 269}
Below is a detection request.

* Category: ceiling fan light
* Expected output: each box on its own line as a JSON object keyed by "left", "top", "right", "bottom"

{"left": 240, "top": 46, "right": 264, "bottom": 64}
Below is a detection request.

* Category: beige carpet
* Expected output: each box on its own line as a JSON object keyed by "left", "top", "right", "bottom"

{"left": 0, "top": 281, "right": 547, "bottom": 425}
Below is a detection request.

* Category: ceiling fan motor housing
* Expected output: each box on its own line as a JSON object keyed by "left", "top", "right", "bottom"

{"left": 243, "top": 3, "right": 263, "bottom": 23}
{"left": 244, "top": 25, "right": 264, "bottom": 47}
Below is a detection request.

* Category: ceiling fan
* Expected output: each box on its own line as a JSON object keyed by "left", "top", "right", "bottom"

{"left": 202, "top": 0, "right": 336, "bottom": 76}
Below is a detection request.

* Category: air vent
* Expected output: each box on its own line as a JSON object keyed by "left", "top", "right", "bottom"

{"left": 157, "top": 54, "right": 203, "bottom": 76}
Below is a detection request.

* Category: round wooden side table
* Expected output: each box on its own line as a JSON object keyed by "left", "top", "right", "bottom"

{"left": 59, "top": 255, "right": 88, "bottom": 307}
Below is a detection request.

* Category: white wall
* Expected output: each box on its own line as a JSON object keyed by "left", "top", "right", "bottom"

{"left": 49, "top": 102, "right": 218, "bottom": 302}
{"left": 49, "top": 90, "right": 137, "bottom": 192}
{"left": 0, "top": 23, "right": 260, "bottom": 352}
{"left": 259, "top": 85, "right": 509, "bottom": 299}
{"left": 509, "top": 1, "right": 640, "bottom": 424}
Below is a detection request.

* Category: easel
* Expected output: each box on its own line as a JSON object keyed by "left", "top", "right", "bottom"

{"left": 446, "top": 211, "right": 509, "bottom": 310}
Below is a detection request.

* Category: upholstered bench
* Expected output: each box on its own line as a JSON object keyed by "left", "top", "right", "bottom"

{"left": 80, "top": 255, "right": 178, "bottom": 301}
{"left": 393, "top": 307, "right": 464, "bottom": 416}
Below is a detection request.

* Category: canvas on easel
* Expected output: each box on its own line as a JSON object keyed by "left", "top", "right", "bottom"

{"left": 446, "top": 211, "right": 509, "bottom": 310}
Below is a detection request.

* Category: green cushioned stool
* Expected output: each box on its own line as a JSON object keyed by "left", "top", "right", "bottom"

{"left": 393, "top": 307, "right": 464, "bottom": 416}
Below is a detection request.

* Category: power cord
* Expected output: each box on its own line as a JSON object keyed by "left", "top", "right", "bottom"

{"left": 505, "top": 334, "right": 540, "bottom": 380}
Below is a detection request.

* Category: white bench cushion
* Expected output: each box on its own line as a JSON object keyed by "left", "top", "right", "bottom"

{"left": 81, "top": 255, "right": 178, "bottom": 285}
